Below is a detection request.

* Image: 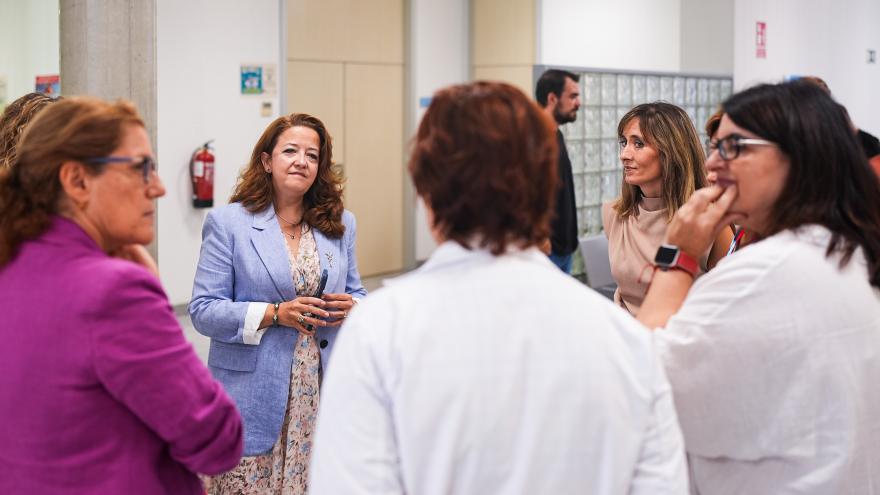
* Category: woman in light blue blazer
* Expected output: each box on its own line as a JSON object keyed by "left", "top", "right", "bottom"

{"left": 190, "top": 113, "right": 366, "bottom": 494}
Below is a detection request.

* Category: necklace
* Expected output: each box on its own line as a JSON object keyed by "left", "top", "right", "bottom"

{"left": 276, "top": 210, "right": 304, "bottom": 240}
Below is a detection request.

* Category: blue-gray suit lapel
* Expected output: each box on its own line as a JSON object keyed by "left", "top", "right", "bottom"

{"left": 312, "top": 228, "right": 340, "bottom": 294}
{"left": 250, "top": 207, "right": 296, "bottom": 301}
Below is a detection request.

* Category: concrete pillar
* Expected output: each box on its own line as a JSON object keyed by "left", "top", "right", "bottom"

{"left": 59, "top": 0, "right": 159, "bottom": 257}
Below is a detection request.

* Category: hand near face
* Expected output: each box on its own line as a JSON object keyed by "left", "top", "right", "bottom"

{"left": 320, "top": 293, "right": 355, "bottom": 327}
{"left": 110, "top": 244, "right": 159, "bottom": 278}
{"left": 665, "top": 185, "right": 744, "bottom": 258}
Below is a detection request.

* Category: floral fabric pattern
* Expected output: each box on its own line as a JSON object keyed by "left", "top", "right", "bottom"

{"left": 205, "top": 224, "right": 322, "bottom": 495}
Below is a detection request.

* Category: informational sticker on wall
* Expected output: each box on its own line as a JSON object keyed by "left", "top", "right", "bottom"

{"left": 240, "top": 66, "right": 263, "bottom": 94}
{"left": 240, "top": 64, "right": 277, "bottom": 96}
{"left": 755, "top": 21, "right": 767, "bottom": 59}
{"left": 36, "top": 74, "right": 60, "bottom": 95}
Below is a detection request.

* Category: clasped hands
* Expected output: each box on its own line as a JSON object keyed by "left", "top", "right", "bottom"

{"left": 276, "top": 293, "right": 355, "bottom": 336}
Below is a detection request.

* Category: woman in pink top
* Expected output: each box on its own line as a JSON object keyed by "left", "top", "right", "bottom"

{"left": 0, "top": 97, "right": 243, "bottom": 494}
{"left": 602, "top": 102, "right": 732, "bottom": 315}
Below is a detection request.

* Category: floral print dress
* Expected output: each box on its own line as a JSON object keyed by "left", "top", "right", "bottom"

{"left": 206, "top": 225, "right": 322, "bottom": 495}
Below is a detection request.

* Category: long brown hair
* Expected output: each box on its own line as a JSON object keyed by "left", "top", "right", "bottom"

{"left": 0, "top": 92, "right": 59, "bottom": 170}
{"left": 0, "top": 97, "right": 143, "bottom": 266}
{"left": 230, "top": 113, "right": 345, "bottom": 238}
{"left": 614, "top": 102, "right": 707, "bottom": 220}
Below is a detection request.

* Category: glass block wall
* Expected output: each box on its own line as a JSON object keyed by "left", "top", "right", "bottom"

{"left": 546, "top": 68, "right": 733, "bottom": 276}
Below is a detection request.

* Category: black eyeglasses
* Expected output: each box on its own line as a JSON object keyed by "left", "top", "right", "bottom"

{"left": 705, "top": 135, "right": 775, "bottom": 160}
{"left": 84, "top": 156, "right": 157, "bottom": 184}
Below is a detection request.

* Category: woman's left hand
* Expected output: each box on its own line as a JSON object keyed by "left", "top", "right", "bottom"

{"left": 320, "top": 293, "right": 356, "bottom": 327}
{"left": 665, "top": 185, "right": 743, "bottom": 258}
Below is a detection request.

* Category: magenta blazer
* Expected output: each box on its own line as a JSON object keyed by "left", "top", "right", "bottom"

{"left": 0, "top": 217, "right": 243, "bottom": 494}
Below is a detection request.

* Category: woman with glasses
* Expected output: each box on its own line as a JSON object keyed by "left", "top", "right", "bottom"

{"left": 0, "top": 97, "right": 243, "bottom": 493}
{"left": 189, "top": 113, "right": 366, "bottom": 494}
{"left": 602, "top": 102, "right": 733, "bottom": 315}
{"left": 705, "top": 109, "right": 754, "bottom": 253}
{"left": 639, "top": 80, "right": 880, "bottom": 493}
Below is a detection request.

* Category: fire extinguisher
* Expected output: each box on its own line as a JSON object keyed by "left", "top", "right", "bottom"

{"left": 190, "top": 140, "right": 214, "bottom": 208}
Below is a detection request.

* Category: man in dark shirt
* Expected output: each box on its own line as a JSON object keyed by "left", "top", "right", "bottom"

{"left": 536, "top": 69, "right": 581, "bottom": 273}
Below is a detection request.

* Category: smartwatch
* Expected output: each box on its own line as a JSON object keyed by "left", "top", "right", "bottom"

{"left": 654, "top": 244, "right": 698, "bottom": 277}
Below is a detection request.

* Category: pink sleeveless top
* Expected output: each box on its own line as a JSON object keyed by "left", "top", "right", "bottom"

{"left": 602, "top": 198, "right": 709, "bottom": 315}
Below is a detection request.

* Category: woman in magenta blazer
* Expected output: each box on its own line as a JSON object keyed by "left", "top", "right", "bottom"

{"left": 0, "top": 97, "right": 243, "bottom": 494}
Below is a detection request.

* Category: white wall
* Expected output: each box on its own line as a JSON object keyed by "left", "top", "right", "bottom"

{"left": 537, "top": 0, "right": 734, "bottom": 75}
{"left": 680, "top": 0, "right": 733, "bottom": 75}
{"left": 410, "top": 0, "right": 470, "bottom": 261}
{"left": 538, "top": 0, "right": 682, "bottom": 72}
{"left": 156, "top": 0, "right": 281, "bottom": 305}
{"left": 734, "top": 0, "right": 880, "bottom": 135}
{"left": 0, "top": 0, "right": 59, "bottom": 105}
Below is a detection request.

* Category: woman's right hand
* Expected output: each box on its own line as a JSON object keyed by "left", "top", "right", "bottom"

{"left": 278, "top": 297, "right": 329, "bottom": 336}
{"left": 665, "top": 184, "right": 743, "bottom": 258}
{"left": 110, "top": 244, "right": 160, "bottom": 278}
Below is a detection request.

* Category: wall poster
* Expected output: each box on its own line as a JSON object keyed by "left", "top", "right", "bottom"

{"left": 35, "top": 74, "right": 60, "bottom": 95}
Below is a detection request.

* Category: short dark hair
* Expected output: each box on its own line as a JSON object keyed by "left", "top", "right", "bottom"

{"left": 409, "top": 81, "right": 558, "bottom": 255}
{"left": 723, "top": 80, "right": 880, "bottom": 287}
{"left": 535, "top": 69, "right": 580, "bottom": 107}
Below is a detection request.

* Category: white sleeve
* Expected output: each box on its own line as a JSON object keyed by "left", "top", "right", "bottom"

{"left": 628, "top": 339, "right": 690, "bottom": 495}
{"left": 654, "top": 251, "right": 809, "bottom": 460}
{"left": 309, "top": 304, "right": 404, "bottom": 494}
{"left": 241, "top": 302, "right": 270, "bottom": 345}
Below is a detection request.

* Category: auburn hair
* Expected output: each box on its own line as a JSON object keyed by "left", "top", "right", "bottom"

{"left": 409, "top": 81, "right": 558, "bottom": 255}
{"left": 705, "top": 107, "right": 724, "bottom": 139}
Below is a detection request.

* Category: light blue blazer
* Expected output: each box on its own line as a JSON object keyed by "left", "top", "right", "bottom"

{"left": 189, "top": 203, "right": 366, "bottom": 455}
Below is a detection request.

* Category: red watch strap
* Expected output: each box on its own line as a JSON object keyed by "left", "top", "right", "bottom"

{"left": 674, "top": 250, "right": 699, "bottom": 277}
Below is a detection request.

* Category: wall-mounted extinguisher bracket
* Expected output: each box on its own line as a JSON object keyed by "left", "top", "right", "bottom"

{"left": 190, "top": 140, "right": 215, "bottom": 208}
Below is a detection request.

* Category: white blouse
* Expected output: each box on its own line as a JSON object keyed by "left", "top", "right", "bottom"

{"left": 656, "top": 225, "right": 880, "bottom": 494}
{"left": 309, "top": 241, "right": 689, "bottom": 494}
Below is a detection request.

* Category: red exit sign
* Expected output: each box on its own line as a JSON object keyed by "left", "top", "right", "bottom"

{"left": 756, "top": 21, "right": 767, "bottom": 59}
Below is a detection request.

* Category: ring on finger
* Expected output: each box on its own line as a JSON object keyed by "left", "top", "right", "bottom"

{"left": 297, "top": 315, "right": 305, "bottom": 325}
{"left": 342, "top": 311, "right": 348, "bottom": 318}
